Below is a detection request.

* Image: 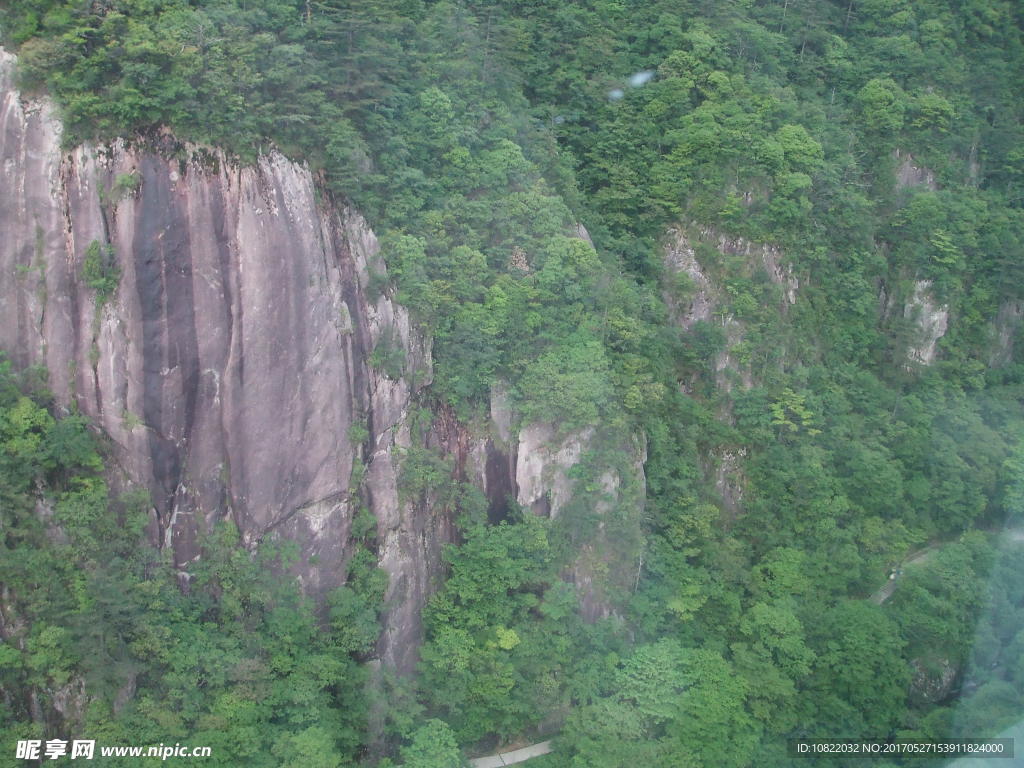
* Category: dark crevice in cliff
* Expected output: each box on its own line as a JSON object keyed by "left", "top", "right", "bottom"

{"left": 210, "top": 177, "right": 238, "bottom": 514}
{"left": 134, "top": 154, "right": 201, "bottom": 523}
{"left": 1, "top": 62, "right": 448, "bottom": 670}
{"left": 485, "top": 440, "right": 517, "bottom": 524}
{"left": 57, "top": 161, "right": 84, "bottom": 402}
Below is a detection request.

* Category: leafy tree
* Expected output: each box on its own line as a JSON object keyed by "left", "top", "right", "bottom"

{"left": 400, "top": 720, "right": 466, "bottom": 768}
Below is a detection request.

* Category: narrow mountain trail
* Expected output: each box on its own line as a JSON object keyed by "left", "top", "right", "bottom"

{"left": 870, "top": 526, "right": 1024, "bottom": 605}
{"left": 869, "top": 545, "right": 939, "bottom": 605}
{"left": 469, "top": 740, "right": 554, "bottom": 767}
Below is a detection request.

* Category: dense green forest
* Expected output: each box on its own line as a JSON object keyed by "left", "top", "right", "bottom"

{"left": 2, "top": 0, "right": 1024, "bottom": 765}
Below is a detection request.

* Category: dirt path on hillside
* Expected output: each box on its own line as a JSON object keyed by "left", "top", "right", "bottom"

{"left": 869, "top": 545, "right": 938, "bottom": 604}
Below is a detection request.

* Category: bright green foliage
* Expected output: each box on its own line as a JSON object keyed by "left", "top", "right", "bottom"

{"left": 517, "top": 337, "right": 615, "bottom": 430}
{"left": 2, "top": 0, "right": 1024, "bottom": 764}
{"left": 329, "top": 548, "right": 389, "bottom": 656}
{"left": 419, "top": 515, "right": 564, "bottom": 743}
{"left": 399, "top": 720, "right": 466, "bottom": 768}
{"left": 857, "top": 77, "right": 908, "bottom": 136}
{"left": 888, "top": 536, "right": 993, "bottom": 668}
{"left": 804, "top": 601, "right": 911, "bottom": 738}
{"left": 81, "top": 240, "right": 119, "bottom": 302}
{"left": 769, "top": 388, "right": 821, "bottom": 436}
{"left": 561, "top": 640, "right": 759, "bottom": 768}
{"left": 0, "top": 358, "right": 379, "bottom": 765}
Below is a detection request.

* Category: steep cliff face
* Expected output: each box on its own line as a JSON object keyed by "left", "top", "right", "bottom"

{"left": 877, "top": 278, "right": 950, "bottom": 366}
{"left": 664, "top": 225, "right": 798, "bottom": 395}
{"left": 513, "top": 420, "right": 647, "bottom": 621}
{"left": 0, "top": 49, "right": 443, "bottom": 671}
{"left": 893, "top": 148, "right": 938, "bottom": 191}
{"left": 664, "top": 225, "right": 798, "bottom": 331}
{"left": 0, "top": 49, "right": 650, "bottom": 670}
{"left": 991, "top": 300, "right": 1023, "bottom": 367}
{"left": 885, "top": 149, "right": 958, "bottom": 367}
{"left": 661, "top": 225, "right": 801, "bottom": 515}
{"left": 903, "top": 280, "right": 949, "bottom": 365}
{"left": 444, "top": 382, "right": 647, "bottom": 621}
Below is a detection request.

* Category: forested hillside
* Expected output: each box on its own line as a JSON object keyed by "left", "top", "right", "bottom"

{"left": 2, "top": 1, "right": 1023, "bottom": 766}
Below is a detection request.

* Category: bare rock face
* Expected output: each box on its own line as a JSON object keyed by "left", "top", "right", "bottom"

{"left": 664, "top": 226, "right": 796, "bottom": 395}
{"left": 664, "top": 227, "right": 717, "bottom": 329}
{"left": 707, "top": 447, "right": 747, "bottom": 519}
{"left": 698, "top": 225, "right": 799, "bottom": 306}
{"left": 887, "top": 150, "right": 956, "bottom": 368}
{"left": 990, "top": 300, "right": 1023, "bottom": 367}
{"left": 878, "top": 279, "right": 949, "bottom": 367}
{"left": 0, "top": 46, "right": 651, "bottom": 668}
{"left": 516, "top": 423, "right": 593, "bottom": 518}
{"left": 909, "top": 657, "right": 958, "bottom": 705}
{"left": 0, "top": 49, "right": 444, "bottom": 671}
{"left": 904, "top": 280, "right": 949, "bottom": 365}
{"left": 663, "top": 225, "right": 801, "bottom": 516}
{"left": 511, "top": 419, "right": 646, "bottom": 620}
{"left": 575, "top": 222, "right": 595, "bottom": 247}
{"left": 454, "top": 381, "right": 648, "bottom": 622}
{"left": 893, "top": 148, "right": 938, "bottom": 191}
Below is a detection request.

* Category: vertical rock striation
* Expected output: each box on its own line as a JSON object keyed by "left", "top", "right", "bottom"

{"left": 0, "top": 49, "right": 442, "bottom": 670}
{"left": 903, "top": 280, "right": 949, "bottom": 365}
{"left": 663, "top": 225, "right": 798, "bottom": 394}
{"left": 0, "top": 48, "right": 649, "bottom": 668}
{"left": 893, "top": 148, "right": 938, "bottom": 191}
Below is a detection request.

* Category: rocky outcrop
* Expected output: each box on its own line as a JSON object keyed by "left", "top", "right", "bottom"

{"left": 515, "top": 423, "right": 594, "bottom": 518}
{"left": 0, "top": 46, "right": 652, "bottom": 669}
{"left": 664, "top": 226, "right": 796, "bottom": 394}
{"left": 0, "top": 48, "right": 442, "bottom": 671}
{"left": 893, "top": 148, "right": 938, "bottom": 191}
{"left": 664, "top": 229, "right": 717, "bottom": 330}
{"left": 990, "top": 300, "right": 1023, "bottom": 367}
{"left": 708, "top": 448, "right": 747, "bottom": 519}
{"left": 663, "top": 225, "right": 799, "bottom": 516}
{"left": 903, "top": 280, "right": 949, "bottom": 365}
{"left": 699, "top": 226, "right": 799, "bottom": 306}
{"left": 664, "top": 226, "right": 798, "bottom": 331}
{"left": 909, "top": 657, "right": 958, "bottom": 705}
{"left": 886, "top": 150, "right": 952, "bottom": 367}
{"left": 878, "top": 278, "right": 950, "bottom": 367}
{"left": 575, "top": 223, "right": 594, "bottom": 248}
{"left": 457, "top": 380, "right": 648, "bottom": 621}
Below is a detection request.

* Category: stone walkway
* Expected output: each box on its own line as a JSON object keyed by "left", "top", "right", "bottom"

{"left": 469, "top": 740, "right": 553, "bottom": 767}
{"left": 869, "top": 546, "right": 937, "bottom": 604}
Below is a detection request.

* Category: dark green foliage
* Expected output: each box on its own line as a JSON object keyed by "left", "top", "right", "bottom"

{"left": 81, "top": 239, "right": 119, "bottom": 302}
{"left": 419, "top": 515, "right": 558, "bottom": 743}
{"left": 370, "top": 330, "right": 407, "bottom": 380}
{"left": 560, "top": 640, "right": 759, "bottom": 768}
{"left": 399, "top": 720, "right": 465, "bottom": 768}
{"left": 2, "top": 0, "right": 1024, "bottom": 764}
{"left": 804, "top": 601, "right": 911, "bottom": 738}
{"left": 0, "top": 358, "right": 378, "bottom": 765}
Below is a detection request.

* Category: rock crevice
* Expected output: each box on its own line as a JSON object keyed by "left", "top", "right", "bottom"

{"left": 0, "top": 47, "right": 649, "bottom": 670}
{"left": 0, "top": 48, "right": 439, "bottom": 670}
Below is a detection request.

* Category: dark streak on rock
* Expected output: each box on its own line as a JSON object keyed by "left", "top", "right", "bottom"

{"left": 134, "top": 154, "right": 200, "bottom": 518}
{"left": 485, "top": 440, "right": 516, "bottom": 524}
